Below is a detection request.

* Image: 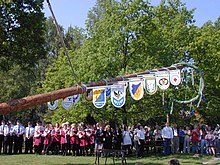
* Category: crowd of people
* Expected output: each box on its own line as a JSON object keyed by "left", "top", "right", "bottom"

{"left": 0, "top": 119, "right": 220, "bottom": 158}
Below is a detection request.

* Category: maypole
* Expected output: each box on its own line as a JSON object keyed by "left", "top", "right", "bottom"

{"left": 0, "top": 65, "right": 183, "bottom": 115}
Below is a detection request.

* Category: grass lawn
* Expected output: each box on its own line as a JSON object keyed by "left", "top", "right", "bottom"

{"left": 0, "top": 154, "right": 219, "bottom": 165}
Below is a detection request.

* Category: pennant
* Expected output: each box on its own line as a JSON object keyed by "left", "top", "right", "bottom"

{"left": 129, "top": 80, "right": 144, "bottom": 100}
{"left": 170, "top": 69, "right": 181, "bottom": 86}
{"left": 93, "top": 88, "right": 106, "bottom": 108}
{"left": 156, "top": 71, "right": 170, "bottom": 90}
{"left": 111, "top": 85, "right": 126, "bottom": 108}
{"left": 62, "top": 96, "right": 73, "bottom": 110}
{"left": 144, "top": 77, "right": 157, "bottom": 95}
{"left": 105, "top": 87, "right": 111, "bottom": 97}
{"left": 85, "top": 89, "right": 93, "bottom": 101}
{"left": 47, "top": 100, "right": 58, "bottom": 110}
{"left": 72, "top": 94, "right": 80, "bottom": 104}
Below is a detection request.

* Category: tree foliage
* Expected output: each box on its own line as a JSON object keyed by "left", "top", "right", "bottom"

{"left": 2, "top": 0, "right": 219, "bottom": 126}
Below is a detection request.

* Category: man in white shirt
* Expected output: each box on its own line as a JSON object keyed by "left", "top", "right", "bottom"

{"left": 162, "top": 122, "right": 173, "bottom": 155}
{"left": 13, "top": 120, "right": 25, "bottom": 154}
{"left": 4, "top": 120, "right": 14, "bottom": 154}
{"left": 137, "top": 124, "right": 145, "bottom": 157}
{"left": 25, "top": 122, "right": 35, "bottom": 154}
{"left": 0, "top": 120, "right": 7, "bottom": 154}
{"left": 172, "top": 123, "right": 179, "bottom": 154}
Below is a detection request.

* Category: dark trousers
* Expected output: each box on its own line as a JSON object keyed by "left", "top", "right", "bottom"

{"left": 163, "top": 138, "right": 171, "bottom": 155}
{"left": 138, "top": 139, "right": 145, "bottom": 157}
{"left": 61, "top": 143, "right": 68, "bottom": 156}
{"left": 25, "top": 138, "right": 33, "bottom": 154}
{"left": 14, "top": 135, "right": 23, "bottom": 154}
{"left": 71, "top": 144, "right": 79, "bottom": 156}
{"left": 123, "top": 144, "right": 132, "bottom": 155}
{"left": 4, "top": 136, "right": 13, "bottom": 154}
{"left": 0, "top": 135, "right": 4, "bottom": 154}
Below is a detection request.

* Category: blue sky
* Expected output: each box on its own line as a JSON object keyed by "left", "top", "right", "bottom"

{"left": 43, "top": 0, "right": 220, "bottom": 30}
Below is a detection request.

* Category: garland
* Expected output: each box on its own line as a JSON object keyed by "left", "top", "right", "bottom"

{"left": 172, "top": 62, "right": 205, "bottom": 108}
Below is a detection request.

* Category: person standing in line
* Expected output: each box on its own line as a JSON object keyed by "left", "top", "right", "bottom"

{"left": 122, "top": 125, "right": 132, "bottom": 155}
{"left": 200, "top": 125, "right": 207, "bottom": 155}
{"left": 103, "top": 125, "right": 113, "bottom": 157}
{"left": 4, "top": 120, "right": 14, "bottom": 154}
{"left": 0, "top": 120, "right": 7, "bottom": 154}
{"left": 33, "top": 121, "right": 43, "bottom": 155}
{"left": 205, "top": 129, "right": 216, "bottom": 156}
{"left": 70, "top": 123, "right": 79, "bottom": 156}
{"left": 179, "top": 126, "right": 185, "bottom": 154}
{"left": 42, "top": 124, "right": 51, "bottom": 155}
{"left": 94, "top": 123, "right": 104, "bottom": 156}
{"left": 13, "top": 120, "right": 25, "bottom": 154}
{"left": 53, "top": 122, "right": 61, "bottom": 155}
{"left": 137, "top": 124, "right": 145, "bottom": 157}
{"left": 162, "top": 122, "right": 173, "bottom": 155}
{"left": 191, "top": 125, "right": 200, "bottom": 154}
{"left": 112, "top": 126, "right": 122, "bottom": 157}
{"left": 25, "top": 122, "right": 35, "bottom": 154}
{"left": 60, "top": 123, "right": 70, "bottom": 156}
{"left": 78, "top": 124, "right": 86, "bottom": 156}
{"left": 183, "top": 126, "right": 191, "bottom": 154}
{"left": 171, "top": 123, "right": 179, "bottom": 154}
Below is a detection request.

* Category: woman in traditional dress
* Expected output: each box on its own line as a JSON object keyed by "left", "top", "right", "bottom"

{"left": 78, "top": 125, "right": 86, "bottom": 156}
{"left": 60, "top": 123, "right": 70, "bottom": 156}
{"left": 70, "top": 123, "right": 79, "bottom": 156}
{"left": 33, "top": 121, "right": 43, "bottom": 155}
{"left": 42, "top": 124, "right": 51, "bottom": 155}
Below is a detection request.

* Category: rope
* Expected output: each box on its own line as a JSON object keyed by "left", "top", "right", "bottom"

{"left": 46, "top": 0, "right": 79, "bottom": 85}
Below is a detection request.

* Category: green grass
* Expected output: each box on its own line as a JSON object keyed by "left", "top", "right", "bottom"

{"left": 0, "top": 154, "right": 219, "bottom": 165}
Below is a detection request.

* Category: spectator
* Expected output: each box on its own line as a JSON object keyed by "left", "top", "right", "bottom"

{"left": 162, "top": 122, "right": 173, "bottom": 155}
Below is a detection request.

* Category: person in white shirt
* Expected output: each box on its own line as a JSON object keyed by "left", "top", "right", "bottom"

{"left": 122, "top": 125, "right": 132, "bottom": 155}
{"left": 171, "top": 123, "right": 179, "bottom": 154}
{"left": 13, "top": 120, "right": 25, "bottom": 154}
{"left": 25, "top": 122, "right": 35, "bottom": 154}
{"left": 0, "top": 120, "right": 7, "bottom": 154}
{"left": 162, "top": 122, "right": 173, "bottom": 155}
{"left": 137, "top": 124, "right": 145, "bottom": 157}
{"left": 4, "top": 120, "right": 14, "bottom": 154}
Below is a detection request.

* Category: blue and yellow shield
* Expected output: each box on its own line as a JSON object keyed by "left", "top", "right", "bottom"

{"left": 129, "top": 81, "right": 144, "bottom": 101}
{"left": 93, "top": 88, "right": 106, "bottom": 108}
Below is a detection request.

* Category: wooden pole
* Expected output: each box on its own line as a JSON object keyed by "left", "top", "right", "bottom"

{"left": 0, "top": 65, "right": 183, "bottom": 115}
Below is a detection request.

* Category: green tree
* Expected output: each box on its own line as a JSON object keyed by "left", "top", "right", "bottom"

{"left": 0, "top": 0, "right": 47, "bottom": 123}
{"left": 40, "top": 0, "right": 218, "bottom": 126}
{"left": 0, "top": 0, "right": 46, "bottom": 70}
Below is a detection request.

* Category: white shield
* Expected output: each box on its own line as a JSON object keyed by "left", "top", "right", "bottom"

{"left": 93, "top": 88, "right": 106, "bottom": 108}
{"left": 62, "top": 96, "right": 73, "bottom": 110}
{"left": 47, "top": 100, "right": 58, "bottom": 110}
{"left": 170, "top": 69, "right": 181, "bottom": 86}
{"left": 156, "top": 71, "right": 170, "bottom": 90}
{"left": 144, "top": 77, "right": 157, "bottom": 95}
{"left": 111, "top": 85, "right": 126, "bottom": 108}
{"left": 129, "top": 80, "right": 144, "bottom": 100}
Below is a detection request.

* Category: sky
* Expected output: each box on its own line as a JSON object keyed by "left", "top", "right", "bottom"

{"left": 43, "top": 0, "right": 220, "bottom": 30}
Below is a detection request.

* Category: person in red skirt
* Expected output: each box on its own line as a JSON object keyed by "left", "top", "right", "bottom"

{"left": 52, "top": 122, "right": 61, "bottom": 155}
{"left": 60, "top": 123, "right": 70, "bottom": 156}
{"left": 33, "top": 121, "right": 43, "bottom": 155}
{"left": 42, "top": 124, "right": 51, "bottom": 155}
{"left": 70, "top": 123, "right": 79, "bottom": 156}
{"left": 78, "top": 124, "right": 86, "bottom": 156}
